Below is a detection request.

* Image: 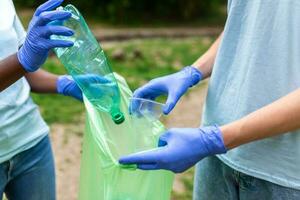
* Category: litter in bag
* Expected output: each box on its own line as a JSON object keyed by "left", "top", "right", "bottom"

{"left": 79, "top": 73, "right": 174, "bottom": 200}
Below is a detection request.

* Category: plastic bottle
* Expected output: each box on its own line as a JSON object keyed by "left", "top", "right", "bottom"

{"left": 51, "top": 4, "right": 125, "bottom": 124}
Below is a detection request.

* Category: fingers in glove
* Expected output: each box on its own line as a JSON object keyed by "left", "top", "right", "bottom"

{"left": 132, "top": 86, "right": 149, "bottom": 99}
{"left": 129, "top": 98, "right": 142, "bottom": 116}
{"left": 158, "top": 131, "right": 173, "bottom": 147}
{"left": 45, "top": 39, "right": 74, "bottom": 49}
{"left": 39, "top": 26, "right": 74, "bottom": 38}
{"left": 76, "top": 74, "right": 110, "bottom": 84}
{"left": 163, "top": 91, "right": 181, "bottom": 114}
{"left": 119, "top": 148, "right": 166, "bottom": 165}
{"left": 35, "top": 0, "right": 64, "bottom": 16}
{"left": 36, "top": 10, "right": 71, "bottom": 26}
{"left": 137, "top": 163, "right": 160, "bottom": 170}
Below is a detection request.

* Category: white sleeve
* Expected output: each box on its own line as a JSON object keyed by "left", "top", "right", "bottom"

{"left": 13, "top": 14, "right": 27, "bottom": 47}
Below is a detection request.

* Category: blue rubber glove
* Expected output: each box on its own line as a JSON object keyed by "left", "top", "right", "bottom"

{"left": 57, "top": 75, "right": 82, "bottom": 101}
{"left": 119, "top": 126, "right": 227, "bottom": 173}
{"left": 57, "top": 74, "right": 109, "bottom": 101}
{"left": 133, "top": 66, "right": 202, "bottom": 115}
{"left": 17, "top": 0, "right": 74, "bottom": 72}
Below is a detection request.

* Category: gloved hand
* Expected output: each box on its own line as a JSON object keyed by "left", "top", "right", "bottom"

{"left": 57, "top": 74, "right": 109, "bottom": 101}
{"left": 119, "top": 126, "right": 227, "bottom": 173}
{"left": 132, "top": 66, "right": 203, "bottom": 115}
{"left": 17, "top": 0, "right": 74, "bottom": 72}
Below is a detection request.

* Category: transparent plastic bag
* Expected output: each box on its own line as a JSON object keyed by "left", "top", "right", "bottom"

{"left": 79, "top": 73, "right": 174, "bottom": 200}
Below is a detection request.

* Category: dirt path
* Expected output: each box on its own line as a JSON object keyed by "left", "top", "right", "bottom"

{"left": 92, "top": 27, "right": 222, "bottom": 41}
{"left": 50, "top": 82, "right": 208, "bottom": 200}
{"left": 50, "top": 124, "right": 83, "bottom": 200}
{"left": 165, "top": 82, "right": 208, "bottom": 128}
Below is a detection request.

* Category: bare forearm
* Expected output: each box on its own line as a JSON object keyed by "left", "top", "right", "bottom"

{"left": 0, "top": 53, "right": 26, "bottom": 91}
{"left": 221, "top": 89, "right": 300, "bottom": 149}
{"left": 25, "top": 69, "right": 58, "bottom": 93}
{"left": 192, "top": 32, "right": 223, "bottom": 79}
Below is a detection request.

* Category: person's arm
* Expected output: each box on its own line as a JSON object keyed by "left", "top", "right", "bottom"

{"left": 0, "top": 54, "right": 26, "bottom": 91}
{"left": 25, "top": 69, "right": 83, "bottom": 100}
{"left": 192, "top": 32, "right": 223, "bottom": 79}
{"left": 221, "top": 88, "right": 300, "bottom": 149}
{"left": 119, "top": 88, "right": 300, "bottom": 173}
{"left": 0, "top": 0, "right": 74, "bottom": 92}
{"left": 25, "top": 68, "right": 108, "bottom": 102}
{"left": 25, "top": 69, "right": 58, "bottom": 93}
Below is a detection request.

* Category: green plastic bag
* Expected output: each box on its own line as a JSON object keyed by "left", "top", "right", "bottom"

{"left": 79, "top": 74, "right": 174, "bottom": 200}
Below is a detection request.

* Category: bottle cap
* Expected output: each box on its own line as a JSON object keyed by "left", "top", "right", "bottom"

{"left": 111, "top": 111, "right": 125, "bottom": 125}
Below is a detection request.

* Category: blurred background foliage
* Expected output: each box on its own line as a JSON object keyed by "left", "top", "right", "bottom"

{"left": 15, "top": 0, "right": 227, "bottom": 25}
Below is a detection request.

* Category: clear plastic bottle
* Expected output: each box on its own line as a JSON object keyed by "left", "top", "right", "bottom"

{"left": 51, "top": 4, "right": 125, "bottom": 124}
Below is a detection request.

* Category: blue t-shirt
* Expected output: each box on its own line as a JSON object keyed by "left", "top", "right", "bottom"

{"left": 202, "top": 0, "right": 300, "bottom": 189}
{"left": 0, "top": 0, "right": 49, "bottom": 163}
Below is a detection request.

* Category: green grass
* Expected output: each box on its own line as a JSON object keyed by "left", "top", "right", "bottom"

{"left": 32, "top": 37, "right": 213, "bottom": 124}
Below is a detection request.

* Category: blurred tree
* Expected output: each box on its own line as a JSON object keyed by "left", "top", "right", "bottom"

{"left": 14, "top": 0, "right": 226, "bottom": 24}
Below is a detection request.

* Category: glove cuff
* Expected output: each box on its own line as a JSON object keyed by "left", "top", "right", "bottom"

{"left": 182, "top": 66, "right": 203, "bottom": 87}
{"left": 17, "top": 49, "right": 36, "bottom": 73}
{"left": 200, "top": 125, "right": 227, "bottom": 155}
{"left": 57, "top": 75, "right": 73, "bottom": 95}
